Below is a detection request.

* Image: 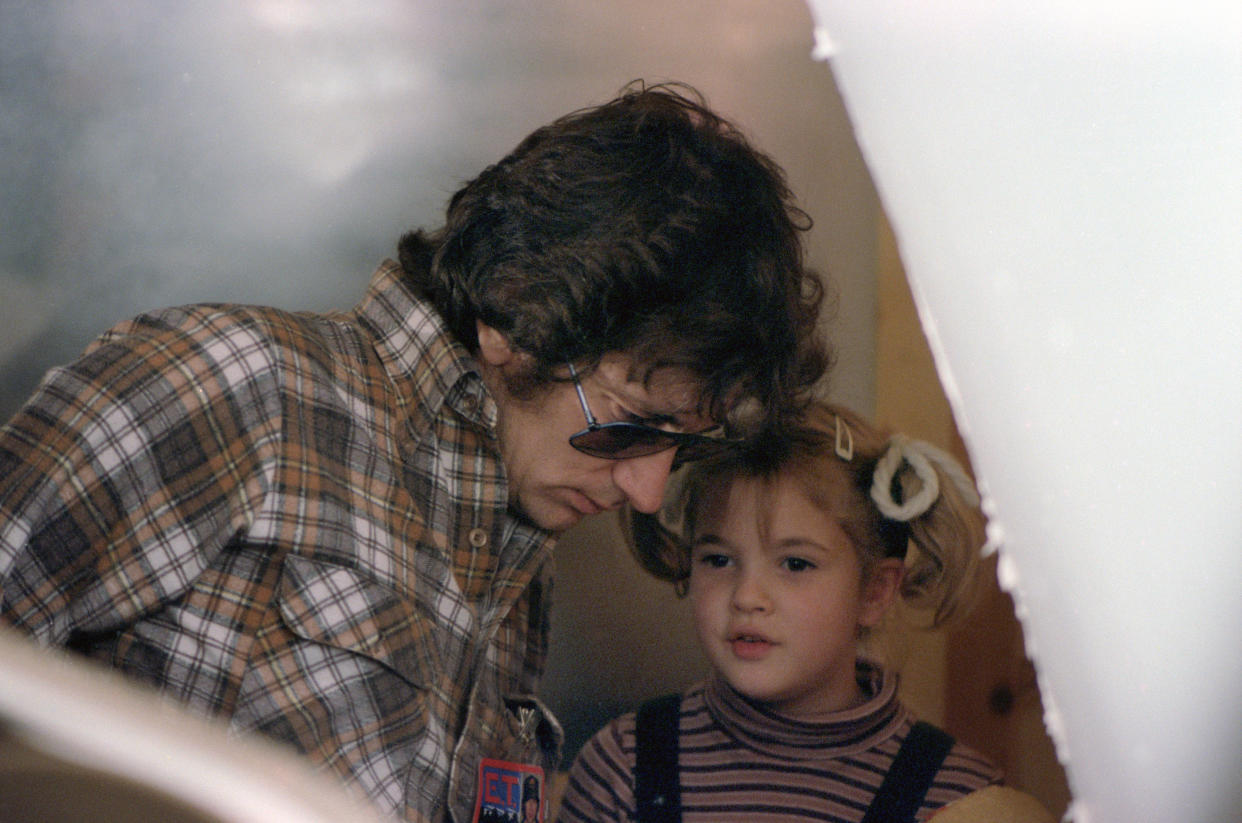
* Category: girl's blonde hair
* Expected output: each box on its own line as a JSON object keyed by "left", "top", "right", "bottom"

{"left": 626, "top": 401, "right": 985, "bottom": 628}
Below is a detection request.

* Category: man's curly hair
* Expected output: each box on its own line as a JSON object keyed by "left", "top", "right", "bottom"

{"left": 398, "top": 81, "right": 830, "bottom": 434}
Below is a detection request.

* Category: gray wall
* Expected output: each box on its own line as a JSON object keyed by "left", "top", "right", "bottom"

{"left": 0, "top": 0, "right": 879, "bottom": 765}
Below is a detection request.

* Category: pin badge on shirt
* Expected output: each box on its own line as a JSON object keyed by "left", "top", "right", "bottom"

{"left": 517, "top": 707, "right": 537, "bottom": 744}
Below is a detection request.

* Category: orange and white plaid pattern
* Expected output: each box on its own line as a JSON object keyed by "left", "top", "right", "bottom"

{"left": 0, "top": 259, "right": 561, "bottom": 822}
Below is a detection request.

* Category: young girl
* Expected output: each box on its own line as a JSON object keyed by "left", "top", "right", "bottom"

{"left": 557, "top": 401, "right": 1005, "bottom": 823}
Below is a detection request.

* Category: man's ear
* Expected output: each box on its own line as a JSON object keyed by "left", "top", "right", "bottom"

{"left": 476, "top": 321, "right": 516, "bottom": 367}
{"left": 859, "top": 558, "right": 904, "bottom": 628}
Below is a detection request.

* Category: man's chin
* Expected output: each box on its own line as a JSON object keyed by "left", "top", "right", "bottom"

{"left": 509, "top": 500, "right": 585, "bottom": 533}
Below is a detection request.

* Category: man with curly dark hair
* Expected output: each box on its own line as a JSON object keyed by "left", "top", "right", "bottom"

{"left": 0, "top": 82, "right": 830, "bottom": 822}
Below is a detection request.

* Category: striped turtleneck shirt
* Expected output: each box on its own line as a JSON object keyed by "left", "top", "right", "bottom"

{"left": 557, "top": 662, "right": 1003, "bottom": 822}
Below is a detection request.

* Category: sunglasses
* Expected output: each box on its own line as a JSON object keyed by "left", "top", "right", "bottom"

{"left": 566, "top": 362, "right": 739, "bottom": 466}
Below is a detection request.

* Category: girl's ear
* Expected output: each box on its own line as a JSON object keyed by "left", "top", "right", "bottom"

{"left": 859, "top": 558, "right": 904, "bottom": 628}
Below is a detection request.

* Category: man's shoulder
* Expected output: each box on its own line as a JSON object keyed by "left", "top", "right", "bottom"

{"left": 108, "top": 298, "right": 368, "bottom": 360}
{"left": 100, "top": 300, "right": 313, "bottom": 344}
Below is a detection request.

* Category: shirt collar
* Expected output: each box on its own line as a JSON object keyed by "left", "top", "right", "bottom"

{"left": 354, "top": 258, "right": 496, "bottom": 437}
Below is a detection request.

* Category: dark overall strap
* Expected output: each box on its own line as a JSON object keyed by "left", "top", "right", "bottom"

{"left": 634, "top": 693, "right": 682, "bottom": 823}
{"left": 861, "top": 721, "right": 956, "bottom": 823}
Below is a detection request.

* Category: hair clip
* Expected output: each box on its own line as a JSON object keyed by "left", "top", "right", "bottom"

{"left": 834, "top": 414, "right": 854, "bottom": 460}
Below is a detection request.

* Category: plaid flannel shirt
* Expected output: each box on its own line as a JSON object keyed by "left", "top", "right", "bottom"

{"left": 0, "top": 259, "right": 562, "bottom": 822}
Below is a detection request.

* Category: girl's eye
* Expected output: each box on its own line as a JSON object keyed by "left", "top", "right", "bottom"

{"left": 782, "top": 557, "right": 815, "bottom": 572}
{"left": 696, "top": 553, "right": 731, "bottom": 569}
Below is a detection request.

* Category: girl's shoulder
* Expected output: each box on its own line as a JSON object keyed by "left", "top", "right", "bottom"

{"left": 898, "top": 717, "right": 1006, "bottom": 811}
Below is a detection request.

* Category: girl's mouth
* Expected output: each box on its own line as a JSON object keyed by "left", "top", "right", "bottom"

{"left": 729, "top": 633, "right": 773, "bottom": 660}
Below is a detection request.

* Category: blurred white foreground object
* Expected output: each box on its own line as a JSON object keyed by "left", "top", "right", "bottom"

{"left": 803, "top": 2, "right": 1242, "bottom": 822}
{"left": 0, "top": 629, "right": 386, "bottom": 823}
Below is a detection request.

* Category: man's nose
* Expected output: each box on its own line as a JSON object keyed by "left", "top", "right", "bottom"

{"left": 611, "top": 448, "right": 678, "bottom": 513}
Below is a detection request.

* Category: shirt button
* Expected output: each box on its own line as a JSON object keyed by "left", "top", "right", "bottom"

{"left": 467, "top": 528, "right": 489, "bottom": 549}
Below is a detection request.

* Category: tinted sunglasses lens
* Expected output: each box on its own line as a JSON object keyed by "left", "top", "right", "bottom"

{"left": 570, "top": 424, "right": 676, "bottom": 459}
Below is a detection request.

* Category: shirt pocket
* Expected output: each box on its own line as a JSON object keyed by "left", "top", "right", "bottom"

{"left": 276, "top": 554, "right": 441, "bottom": 687}
{"left": 503, "top": 694, "right": 564, "bottom": 764}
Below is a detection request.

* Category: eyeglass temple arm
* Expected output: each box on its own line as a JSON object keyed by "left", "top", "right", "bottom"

{"left": 566, "top": 362, "right": 599, "bottom": 428}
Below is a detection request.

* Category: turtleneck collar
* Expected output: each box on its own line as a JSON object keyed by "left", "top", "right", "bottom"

{"left": 702, "top": 659, "right": 908, "bottom": 760}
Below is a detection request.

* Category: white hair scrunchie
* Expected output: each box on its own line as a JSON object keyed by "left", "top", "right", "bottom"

{"left": 870, "top": 435, "right": 980, "bottom": 522}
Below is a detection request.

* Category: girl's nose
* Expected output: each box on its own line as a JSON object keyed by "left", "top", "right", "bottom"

{"left": 731, "top": 567, "right": 773, "bottom": 613}
{"left": 611, "top": 448, "right": 678, "bottom": 513}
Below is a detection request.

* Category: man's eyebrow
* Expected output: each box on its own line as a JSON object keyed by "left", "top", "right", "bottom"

{"left": 617, "top": 395, "right": 687, "bottom": 426}
{"left": 636, "top": 411, "right": 679, "bottom": 426}
{"left": 618, "top": 382, "right": 705, "bottom": 427}
{"left": 640, "top": 394, "right": 708, "bottom": 425}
